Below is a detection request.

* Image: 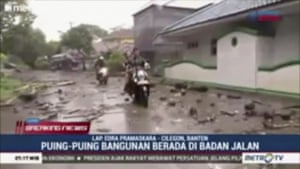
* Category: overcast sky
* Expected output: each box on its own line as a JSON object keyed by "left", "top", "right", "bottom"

{"left": 28, "top": 0, "right": 221, "bottom": 41}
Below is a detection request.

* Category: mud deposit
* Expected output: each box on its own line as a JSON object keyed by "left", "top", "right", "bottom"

{"left": 1, "top": 70, "right": 299, "bottom": 169}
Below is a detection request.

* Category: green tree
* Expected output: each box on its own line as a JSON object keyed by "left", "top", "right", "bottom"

{"left": 3, "top": 25, "right": 48, "bottom": 68}
{"left": 45, "top": 41, "right": 60, "bottom": 56}
{"left": 61, "top": 24, "right": 107, "bottom": 70}
{"left": 80, "top": 24, "right": 108, "bottom": 38}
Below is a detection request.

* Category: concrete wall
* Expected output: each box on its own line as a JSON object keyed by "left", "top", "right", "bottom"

{"left": 217, "top": 32, "right": 257, "bottom": 88}
{"left": 165, "top": 62, "right": 216, "bottom": 82}
{"left": 256, "top": 36, "right": 273, "bottom": 68}
{"left": 259, "top": 13, "right": 299, "bottom": 67}
{"left": 257, "top": 65, "right": 300, "bottom": 93}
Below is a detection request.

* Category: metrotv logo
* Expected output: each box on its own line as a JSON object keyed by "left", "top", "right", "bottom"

{"left": 242, "top": 153, "right": 300, "bottom": 164}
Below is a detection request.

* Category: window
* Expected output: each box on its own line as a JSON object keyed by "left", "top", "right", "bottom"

{"left": 231, "top": 37, "right": 238, "bottom": 47}
{"left": 211, "top": 39, "right": 217, "bottom": 56}
{"left": 187, "top": 42, "right": 198, "bottom": 49}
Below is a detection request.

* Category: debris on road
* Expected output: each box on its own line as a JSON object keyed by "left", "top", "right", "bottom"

{"left": 171, "top": 118, "right": 182, "bottom": 124}
{"left": 197, "top": 115, "right": 216, "bottom": 124}
{"left": 40, "top": 112, "right": 57, "bottom": 120}
{"left": 18, "top": 87, "right": 37, "bottom": 102}
{"left": 180, "top": 89, "right": 186, "bottom": 96}
{"left": 174, "top": 83, "right": 187, "bottom": 90}
{"left": 244, "top": 102, "right": 255, "bottom": 111}
{"left": 159, "top": 96, "right": 167, "bottom": 101}
{"left": 57, "top": 89, "right": 63, "bottom": 94}
{"left": 124, "top": 98, "right": 130, "bottom": 102}
{"left": 167, "top": 98, "right": 176, "bottom": 106}
{"left": 169, "top": 87, "right": 178, "bottom": 93}
{"left": 280, "top": 105, "right": 300, "bottom": 110}
{"left": 190, "top": 86, "right": 208, "bottom": 92}
{"left": 263, "top": 120, "right": 300, "bottom": 129}
{"left": 217, "top": 93, "right": 222, "bottom": 98}
{"left": 67, "top": 109, "right": 81, "bottom": 114}
{"left": 220, "top": 110, "right": 237, "bottom": 116}
{"left": 0, "top": 96, "right": 17, "bottom": 107}
{"left": 189, "top": 107, "right": 198, "bottom": 117}
{"left": 38, "top": 103, "right": 50, "bottom": 110}
{"left": 210, "top": 103, "right": 215, "bottom": 107}
{"left": 196, "top": 99, "right": 202, "bottom": 104}
{"left": 227, "top": 94, "right": 241, "bottom": 99}
{"left": 55, "top": 81, "right": 76, "bottom": 86}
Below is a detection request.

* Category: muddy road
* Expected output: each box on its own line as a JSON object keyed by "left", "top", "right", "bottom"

{"left": 1, "top": 70, "right": 299, "bottom": 169}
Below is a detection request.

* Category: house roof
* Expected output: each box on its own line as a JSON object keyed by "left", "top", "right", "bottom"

{"left": 159, "top": 0, "right": 289, "bottom": 35}
{"left": 102, "top": 29, "right": 133, "bottom": 41}
{"left": 133, "top": 4, "right": 197, "bottom": 16}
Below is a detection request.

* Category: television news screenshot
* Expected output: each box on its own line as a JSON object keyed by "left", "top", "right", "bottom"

{"left": 0, "top": 0, "right": 299, "bottom": 169}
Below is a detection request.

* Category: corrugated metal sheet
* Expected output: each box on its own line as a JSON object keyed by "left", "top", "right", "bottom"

{"left": 161, "top": 0, "right": 284, "bottom": 34}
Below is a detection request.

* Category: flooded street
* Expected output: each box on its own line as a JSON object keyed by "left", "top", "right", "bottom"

{"left": 1, "top": 70, "right": 299, "bottom": 169}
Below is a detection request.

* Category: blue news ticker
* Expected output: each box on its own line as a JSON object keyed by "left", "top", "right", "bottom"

{"left": 25, "top": 118, "right": 40, "bottom": 124}
{"left": 0, "top": 134, "right": 299, "bottom": 152}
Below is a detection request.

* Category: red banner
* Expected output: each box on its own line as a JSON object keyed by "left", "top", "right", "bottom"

{"left": 16, "top": 121, "right": 90, "bottom": 134}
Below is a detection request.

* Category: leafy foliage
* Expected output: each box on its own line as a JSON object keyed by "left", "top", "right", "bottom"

{"left": 3, "top": 25, "right": 48, "bottom": 68}
{"left": 107, "top": 51, "right": 125, "bottom": 72}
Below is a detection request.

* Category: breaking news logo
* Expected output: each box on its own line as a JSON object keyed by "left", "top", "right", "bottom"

{"left": 16, "top": 118, "right": 90, "bottom": 134}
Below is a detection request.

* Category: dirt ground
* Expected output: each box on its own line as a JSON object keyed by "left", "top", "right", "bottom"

{"left": 1, "top": 70, "right": 299, "bottom": 169}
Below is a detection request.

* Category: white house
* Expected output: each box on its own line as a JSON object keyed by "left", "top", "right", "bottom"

{"left": 155, "top": 0, "right": 299, "bottom": 95}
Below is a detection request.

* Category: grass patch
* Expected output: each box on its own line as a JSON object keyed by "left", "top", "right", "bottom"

{"left": 0, "top": 76, "right": 23, "bottom": 102}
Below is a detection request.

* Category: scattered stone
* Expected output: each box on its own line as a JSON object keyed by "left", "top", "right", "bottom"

{"left": 263, "top": 112, "right": 274, "bottom": 121}
{"left": 198, "top": 116, "right": 216, "bottom": 124}
{"left": 167, "top": 99, "right": 176, "bottom": 106}
{"left": 57, "top": 89, "right": 63, "bottom": 94}
{"left": 220, "top": 110, "right": 236, "bottom": 117}
{"left": 174, "top": 83, "right": 187, "bottom": 89}
{"left": 280, "top": 114, "right": 291, "bottom": 121}
{"left": 169, "top": 88, "right": 178, "bottom": 93}
{"left": 191, "top": 86, "right": 208, "bottom": 92}
{"left": 227, "top": 95, "right": 241, "bottom": 99}
{"left": 120, "top": 92, "right": 126, "bottom": 96}
{"left": 159, "top": 96, "right": 167, "bottom": 101}
{"left": 180, "top": 89, "right": 186, "bottom": 96}
{"left": 96, "top": 128, "right": 111, "bottom": 133}
{"left": 18, "top": 91, "right": 36, "bottom": 102}
{"left": 210, "top": 103, "right": 215, "bottom": 107}
{"left": 189, "top": 107, "right": 198, "bottom": 117}
{"left": 243, "top": 117, "right": 248, "bottom": 121}
{"left": 217, "top": 93, "right": 222, "bottom": 98}
{"left": 196, "top": 99, "right": 202, "bottom": 104}
{"left": 124, "top": 98, "right": 130, "bottom": 102}
{"left": 245, "top": 110, "right": 257, "bottom": 116}
{"left": 244, "top": 103, "right": 255, "bottom": 111}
